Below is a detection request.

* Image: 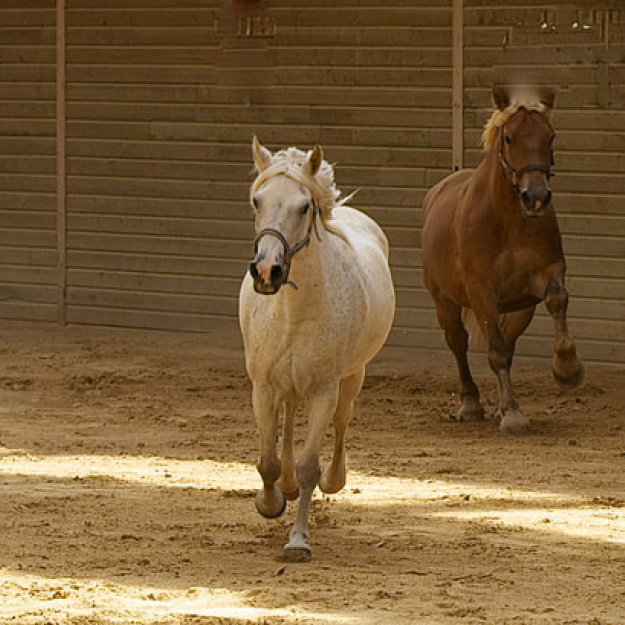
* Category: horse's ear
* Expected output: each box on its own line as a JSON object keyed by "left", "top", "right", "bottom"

{"left": 252, "top": 135, "right": 272, "bottom": 173}
{"left": 304, "top": 144, "right": 323, "bottom": 177}
{"left": 539, "top": 87, "right": 556, "bottom": 110}
{"left": 492, "top": 85, "right": 511, "bottom": 111}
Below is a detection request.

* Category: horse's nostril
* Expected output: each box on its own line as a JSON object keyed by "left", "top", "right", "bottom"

{"left": 270, "top": 264, "right": 283, "bottom": 284}
{"left": 249, "top": 262, "right": 260, "bottom": 280}
{"left": 544, "top": 189, "right": 552, "bottom": 206}
{"left": 520, "top": 189, "right": 532, "bottom": 208}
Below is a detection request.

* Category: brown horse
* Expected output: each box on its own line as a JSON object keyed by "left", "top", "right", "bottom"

{"left": 422, "top": 85, "right": 584, "bottom": 435}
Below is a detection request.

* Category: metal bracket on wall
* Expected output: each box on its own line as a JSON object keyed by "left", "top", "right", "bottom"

{"left": 508, "top": 8, "right": 622, "bottom": 49}
{"left": 237, "top": 15, "right": 276, "bottom": 38}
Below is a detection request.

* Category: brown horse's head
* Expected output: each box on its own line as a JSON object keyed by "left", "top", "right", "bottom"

{"left": 486, "top": 86, "right": 556, "bottom": 218}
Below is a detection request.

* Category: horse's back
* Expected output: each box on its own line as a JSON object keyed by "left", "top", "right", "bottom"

{"left": 331, "top": 205, "right": 390, "bottom": 260}
{"left": 423, "top": 169, "right": 473, "bottom": 220}
{"left": 330, "top": 205, "right": 395, "bottom": 340}
{"left": 421, "top": 169, "right": 475, "bottom": 303}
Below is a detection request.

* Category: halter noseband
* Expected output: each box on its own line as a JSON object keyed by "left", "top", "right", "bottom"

{"left": 499, "top": 125, "right": 555, "bottom": 187}
{"left": 253, "top": 200, "right": 321, "bottom": 290}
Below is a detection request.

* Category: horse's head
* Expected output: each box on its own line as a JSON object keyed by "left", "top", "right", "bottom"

{"left": 248, "top": 137, "right": 323, "bottom": 295}
{"left": 489, "top": 86, "right": 556, "bottom": 219}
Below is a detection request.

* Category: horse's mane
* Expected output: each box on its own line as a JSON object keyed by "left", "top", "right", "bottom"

{"left": 250, "top": 147, "right": 354, "bottom": 233}
{"left": 481, "top": 94, "right": 552, "bottom": 150}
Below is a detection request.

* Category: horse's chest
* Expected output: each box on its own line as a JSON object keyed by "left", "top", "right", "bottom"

{"left": 494, "top": 249, "right": 540, "bottom": 296}
{"left": 247, "top": 334, "right": 337, "bottom": 397}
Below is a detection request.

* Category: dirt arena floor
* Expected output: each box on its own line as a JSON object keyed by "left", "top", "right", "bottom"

{"left": 0, "top": 321, "right": 623, "bottom": 625}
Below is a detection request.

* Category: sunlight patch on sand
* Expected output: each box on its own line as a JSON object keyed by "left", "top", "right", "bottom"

{"left": 0, "top": 570, "right": 359, "bottom": 624}
{"left": 0, "top": 450, "right": 576, "bottom": 505}
{"left": 432, "top": 507, "right": 625, "bottom": 544}
{"left": 1, "top": 451, "right": 623, "bottom": 547}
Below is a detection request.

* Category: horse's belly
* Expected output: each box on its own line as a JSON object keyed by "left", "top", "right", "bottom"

{"left": 498, "top": 294, "right": 542, "bottom": 313}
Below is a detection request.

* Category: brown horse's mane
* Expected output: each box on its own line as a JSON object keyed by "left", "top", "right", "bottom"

{"left": 481, "top": 95, "right": 553, "bottom": 150}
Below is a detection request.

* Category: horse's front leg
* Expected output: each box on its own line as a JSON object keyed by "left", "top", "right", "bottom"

{"left": 252, "top": 383, "right": 286, "bottom": 519}
{"left": 277, "top": 399, "right": 299, "bottom": 501}
{"left": 470, "top": 288, "right": 530, "bottom": 436}
{"left": 284, "top": 385, "right": 339, "bottom": 562}
{"left": 544, "top": 279, "right": 584, "bottom": 389}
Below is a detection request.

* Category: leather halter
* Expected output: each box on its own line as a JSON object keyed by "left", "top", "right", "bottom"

{"left": 253, "top": 201, "right": 321, "bottom": 290}
{"left": 499, "top": 125, "right": 555, "bottom": 187}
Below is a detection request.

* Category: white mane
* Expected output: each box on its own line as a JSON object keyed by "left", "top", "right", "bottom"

{"left": 251, "top": 147, "right": 353, "bottom": 225}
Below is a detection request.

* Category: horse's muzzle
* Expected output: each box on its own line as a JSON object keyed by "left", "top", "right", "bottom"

{"left": 249, "top": 259, "right": 285, "bottom": 295}
{"left": 520, "top": 185, "right": 552, "bottom": 219}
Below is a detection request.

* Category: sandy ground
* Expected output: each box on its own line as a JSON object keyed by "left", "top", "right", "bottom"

{"left": 0, "top": 321, "right": 624, "bottom": 625}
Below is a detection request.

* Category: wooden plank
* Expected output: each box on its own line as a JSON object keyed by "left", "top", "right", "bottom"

{"left": 67, "top": 27, "right": 217, "bottom": 46}
{"left": 68, "top": 84, "right": 451, "bottom": 108}
{"left": 0, "top": 301, "right": 57, "bottom": 322}
{"left": 67, "top": 231, "right": 251, "bottom": 261}
{"left": 67, "top": 9, "right": 214, "bottom": 28}
{"left": 66, "top": 306, "right": 235, "bottom": 333}
{"left": 67, "top": 250, "right": 247, "bottom": 279}
{"left": 68, "top": 268, "right": 241, "bottom": 298}
{"left": 66, "top": 102, "right": 452, "bottom": 128}
{"left": 0, "top": 156, "right": 56, "bottom": 174}
{"left": 67, "top": 287, "right": 237, "bottom": 317}
{"left": 0, "top": 283, "right": 57, "bottom": 303}
{"left": 0, "top": 247, "right": 58, "bottom": 267}
{"left": 67, "top": 65, "right": 217, "bottom": 84}
{"left": 0, "top": 265, "right": 57, "bottom": 285}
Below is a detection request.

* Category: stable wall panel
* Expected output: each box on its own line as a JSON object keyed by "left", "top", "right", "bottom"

{"left": 0, "top": 0, "right": 58, "bottom": 322}
{"left": 65, "top": 0, "right": 452, "bottom": 334}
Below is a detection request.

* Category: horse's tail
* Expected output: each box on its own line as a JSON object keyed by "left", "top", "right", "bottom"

{"left": 462, "top": 308, "right": 508, "bottom": 350}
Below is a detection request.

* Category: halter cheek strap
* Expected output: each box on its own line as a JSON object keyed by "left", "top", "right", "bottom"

{"left": 253, "top": 201, "right": 321, "bottom": 290}
{"left": 499, "top": 125, "right": 555, "bottom": 187}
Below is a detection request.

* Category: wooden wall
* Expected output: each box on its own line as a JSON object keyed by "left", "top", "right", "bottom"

{"left": 59, "top": 0, "right": 452, "bottom": 337}
{"left": 0, "top": 0, "right": 58, "bottom": 322}
{"left": 1, "top": 1, "right": 624, "bottom": 365}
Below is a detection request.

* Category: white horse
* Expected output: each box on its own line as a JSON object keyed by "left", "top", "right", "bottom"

{"left": 238, "top": 137, "right": 396, "bottom": 561}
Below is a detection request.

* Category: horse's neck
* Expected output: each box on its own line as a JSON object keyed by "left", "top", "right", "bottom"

{"left": 483, "top": 146, "right": 522, "bottom": 222}
{"left": 280, "top": 231, "right": 329, "bottom": 315}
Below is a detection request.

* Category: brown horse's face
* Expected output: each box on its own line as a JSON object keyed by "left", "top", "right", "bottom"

{"left": 501, "top": 109, "right": 555, "bottom": 218}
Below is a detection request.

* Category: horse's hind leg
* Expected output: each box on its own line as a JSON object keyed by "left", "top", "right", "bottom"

{"left": 433, "top": 293, "right": 484, "bottom": 421}
{"left": 544, "top": 279, "right": 584, "bottom": 389}
{"left": 320, "top": 367, "right": 365, "bottom": 494}
{"left": 252, "top": 384, "right": 286, "bottom": 519}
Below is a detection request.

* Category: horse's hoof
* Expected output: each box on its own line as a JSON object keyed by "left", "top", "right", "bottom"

{"left": 284, "top": 530, "right": 312, "bottom": 562}
{"left": 553, "top": 362, "right": 585, "bottom": 390}
{"left": 255, "top": 488, "right": 286, "bottom": 519}
{"left": 284, "top": 545, "right": 312, "bottom": 562}
{"left": 319, "top": 469, "right": 346, "bottom": 495}
{"left": 277, "top": 478, "right": 300, "bottom": 501}
{"left": 282, "top": 487, "right": 300, "bottom": 501}
{"left": 499, "top": 412, "right": 532, "bottom": 437}
{"left": 455, "top": 402, "right": 485, "bottom": 422}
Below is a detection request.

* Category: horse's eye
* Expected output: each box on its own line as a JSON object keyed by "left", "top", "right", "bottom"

{"left": 302, "top": 201, "right": 310, "bottom": 214}
{"left": 252, "top": 196, "right": 259, "bottom": 210}
{"left": 504, "top": 135, "right": 512, "bottom": 146}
